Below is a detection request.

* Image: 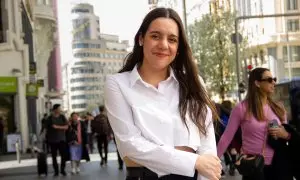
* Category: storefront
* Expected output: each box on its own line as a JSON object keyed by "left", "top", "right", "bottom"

{"left": 0, "top": 77, "right": 17, "bottom": 154}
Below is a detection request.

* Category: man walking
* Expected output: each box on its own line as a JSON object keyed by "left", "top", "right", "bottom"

{"left": 85, "top": 112, "right": 94, "bottom": 153}
{"left": 40, "top": 113, "right": 50, "bottom": 153}
{"left": 92, "top": 106, "right": 112, "bottom": 166}
{"left": 46, "top": 104, "right": 68, "bottom": 176}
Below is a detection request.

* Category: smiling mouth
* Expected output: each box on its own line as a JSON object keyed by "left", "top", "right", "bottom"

{"left": 154, "top": 53, "right": 169, "bottom": 57}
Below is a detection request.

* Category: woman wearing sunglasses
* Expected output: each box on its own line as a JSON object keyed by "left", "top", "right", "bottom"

{"left": 217, "top": 67, "right": 294, "bottom": 180}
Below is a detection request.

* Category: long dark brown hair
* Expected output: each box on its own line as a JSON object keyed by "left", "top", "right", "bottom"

{"left": 246, "top": 67, "right": 285, "bottom": 122}
{"left": 119, "top": 8, "right": 218, "bottom": 135}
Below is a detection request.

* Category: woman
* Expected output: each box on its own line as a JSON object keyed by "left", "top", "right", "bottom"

{"left": 66, "top": 112, "right": 90, "bottom": 174}
{"left": 217, "top": 67, "right": 293, "bottom": 180}
{"left": 105, "top": 7, "right": 221, "bottom": 180}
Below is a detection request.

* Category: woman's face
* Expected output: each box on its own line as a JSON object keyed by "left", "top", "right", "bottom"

{"left": 71, "top": 114, "right": 78, "bottom": 121}
{"left": 256, "top": 70, "right": 276, "bottom": 95}
{"left": 139, "top": 17, "right": 179, "bottom": 71}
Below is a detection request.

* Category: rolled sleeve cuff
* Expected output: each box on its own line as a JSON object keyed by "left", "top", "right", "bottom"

{"left": 156, "top": 150, "right": 198, "bottom": 177}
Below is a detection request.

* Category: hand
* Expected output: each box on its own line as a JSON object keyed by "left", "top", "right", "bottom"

{"left": 52, "top": 124, "right": 58, "bottom": 129}
{"left": 268, "top": 125, "right": 289, "bottom": 139}
{"left": 195, "top": 154, "right": 222, "bottom": 180}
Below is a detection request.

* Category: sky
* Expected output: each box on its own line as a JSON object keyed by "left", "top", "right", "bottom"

{"left": 57, "top": 0, "right": 149, "bottom": 65}
{"left": 57, "top": 0, "right": 210, "bottom": 65}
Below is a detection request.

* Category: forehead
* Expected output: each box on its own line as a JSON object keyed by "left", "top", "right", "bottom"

{"left": 147, "top": 17, "right": 179, "bottom": 36}
{"left": 262, "top": 70, "right": 272, "bottom": 78}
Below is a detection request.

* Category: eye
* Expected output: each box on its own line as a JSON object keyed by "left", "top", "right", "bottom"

{"left": 151, "top": 34, "right": 160, "bottom": 40}
{"left": 168, "top": 38, "right": 178, "bottom": 43}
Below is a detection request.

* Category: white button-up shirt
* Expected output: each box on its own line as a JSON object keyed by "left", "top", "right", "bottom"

{"left": 104, "top": 65, "right": 217, "bottom": 179}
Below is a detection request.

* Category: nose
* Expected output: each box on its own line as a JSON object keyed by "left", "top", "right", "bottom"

{"left": 158, "top": 38, "right": 168, "bottom": 49}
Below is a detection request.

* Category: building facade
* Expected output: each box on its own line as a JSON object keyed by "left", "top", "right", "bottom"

{"left": 63, "top": 3, "right": 128, "bottom": 113}
{"left": 0, "top": 0, "right": 58, "bottom": 153}
{"left": 0, "top": 0, "right": 34, "bottom": 152}
{"left": 234, "top": 0, "right": 300, "bottom": 82}
{"left": 45, "top": 0, "right": 64, "bottom": 114}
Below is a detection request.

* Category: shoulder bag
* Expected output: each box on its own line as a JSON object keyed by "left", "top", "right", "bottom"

{"left": 234, "top": 123, "right": 267, "bottom": 176}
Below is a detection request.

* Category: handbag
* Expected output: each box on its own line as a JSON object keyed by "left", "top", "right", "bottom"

{"left": 235, "top": 123, "right": 267, "bottom": 176}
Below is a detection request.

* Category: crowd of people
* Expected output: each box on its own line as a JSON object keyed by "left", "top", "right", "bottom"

{"left": 40, "top": 104, "right": 123, "bottom": 176}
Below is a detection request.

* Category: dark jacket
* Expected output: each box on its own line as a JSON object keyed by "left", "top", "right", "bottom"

{"left": 66, "top": 120, "right": 90, "bottom": 162}
{"left": 268, "top": 124, "right": 300, "bottom": 180}
{"left": 46, "top": 114, "right": 68, "bottom": 143}
{"left": 91, "top": 114, "right": 112, "bottom": 136}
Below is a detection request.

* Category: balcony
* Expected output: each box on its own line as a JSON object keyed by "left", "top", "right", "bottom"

{"left": 32, "top": 4, "right": 55, "bottom": 22}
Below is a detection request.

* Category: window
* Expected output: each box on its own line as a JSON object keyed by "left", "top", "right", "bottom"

{"left": 287, "top": 0, "right": 298, "bottom": 10}
{"left": 283, "top": 46, "right": 300, "bottom": 62}
{"left": 0, "top": 0, "right": 8, "bottom": 43}
{"left": 72, "top": 103, "right": 87, "bottom": 109}
{"left": 287, "top": 19, "right": 300, "bottom": 31}
{"left": 71, "top": 8, "right": 89, "bottom": 13}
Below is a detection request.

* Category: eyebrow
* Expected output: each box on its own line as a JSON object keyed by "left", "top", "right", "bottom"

{"left": 149, "top": 31, "right": 178, "bottom": 38}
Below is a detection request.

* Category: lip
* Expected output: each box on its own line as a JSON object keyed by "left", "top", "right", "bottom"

{"left": 153, "top": 52, "right": 169, "bottom": 57}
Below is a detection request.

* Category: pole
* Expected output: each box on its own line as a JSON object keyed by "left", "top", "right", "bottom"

{"left": 235, "top": 19, "right": 241, "bottom": 101}
{"left": 182, "top": 0, "right": 188, "bottom": 32}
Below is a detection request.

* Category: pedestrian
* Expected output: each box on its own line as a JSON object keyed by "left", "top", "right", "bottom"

{"left": 0, "top": 117, "right": 4, "bottom": 154}
{"left": 46, "top": 104, "right": 68, "bottom": 176}
{"left": 39, "top": 113, "right": 50, "bottom": 153}
{"left": 66, "top": 112, "right": 90, "bottom": 174}
{"left": 104, "top": 7, "right": 221, "bottom": 180}
{"left": 91, "top": 105, "right": 112, "bottom": 166}
{"left": 85, "top": 112, "right": 94, "bottom": 153}
{"left": 217, "top": 67, "right": 294, "bottom": 180}
{"left": 113, "top": 136, "right": 123, "bottom": 170}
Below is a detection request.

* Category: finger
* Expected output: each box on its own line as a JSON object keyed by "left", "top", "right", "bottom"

{"left": 214, "top": 173, "right": 221, "bottom": 180}
{"left": 211, "top": 155, "right": 220, "bottom": 161}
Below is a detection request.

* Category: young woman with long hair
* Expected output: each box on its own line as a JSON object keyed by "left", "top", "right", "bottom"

{"left": 105, "top": 7, "right": 221, "bottom": 180}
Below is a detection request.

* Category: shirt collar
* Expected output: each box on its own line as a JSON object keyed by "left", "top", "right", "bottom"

{"left": 129, "top": 65, "right": 178, "bottom": 88}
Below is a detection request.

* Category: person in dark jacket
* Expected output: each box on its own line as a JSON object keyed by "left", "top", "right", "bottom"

{"left": 0, "top": 117, "right": 4, "bottom": 154}
{"left": 268, "top": 123, "right": 300, "bottom": 180}
{"left": 40, "top": 113, "right": 50, "bottom": 153}
{"left": 66, "top": 112, "right": 90, "bottom": 174}
{"left": 85, "top": 112, "right": 94, "bottom": 153}
{"left": 46, "top": 104, "right": 68, "bottom": 177}
{"left": 91, "top": 105, "right": 112, "bottom": 166}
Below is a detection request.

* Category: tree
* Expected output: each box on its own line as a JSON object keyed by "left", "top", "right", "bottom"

{"left": 189, "top": 11, "right": 248, "bottom": 101}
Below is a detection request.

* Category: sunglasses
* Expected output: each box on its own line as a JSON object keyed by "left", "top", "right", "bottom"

{"left": 259, "top": 77, "right": 277, "bottom": 83}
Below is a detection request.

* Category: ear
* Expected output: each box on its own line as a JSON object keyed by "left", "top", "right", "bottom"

{"left": 138, "top": 34, "right": 144, "bottom": 46}
{"left": 254, "top": 80, "right": 260, "bottom": 88}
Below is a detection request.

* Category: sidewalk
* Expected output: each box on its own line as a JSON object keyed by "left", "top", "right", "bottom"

{"left": 0, "top": 154, "right": 125, "bottom": 180}
{"left": 0, "top": 141, "right": 117, "bottom": 170}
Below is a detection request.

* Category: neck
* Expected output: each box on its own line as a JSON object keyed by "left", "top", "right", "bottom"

{"left": 53, "top": 112, "right": 60, "bottom": 117}
{"left": 261, "top": 95, "right": 268, "bottom": 105}
{"left": 138, "top": 64, "right": 169, "bottom": 88}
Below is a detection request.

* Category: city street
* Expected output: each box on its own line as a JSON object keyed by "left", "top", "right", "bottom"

{"left": 0, "top": 143, "right": 242, "bottom": 180}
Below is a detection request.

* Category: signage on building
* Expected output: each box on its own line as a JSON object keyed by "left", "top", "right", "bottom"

{"left": 37, "top": 79, "right": 44, "bottom": 87}
{"left": 0, "top": 77, "right": 17, "bottom": 93}
{"left": 6, "top": 133, "right": 22, "bottom": 152}
{"left": 29, "top": 62, "right": 36, "bottom": 74}
{"left": 26, "top": 83, "right": 38, "bottom": 97}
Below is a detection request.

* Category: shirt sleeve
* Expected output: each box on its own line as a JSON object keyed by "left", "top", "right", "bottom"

{"left": 104, "top": 75, "right": 198, "bottom": 177}
{"left": 196, "top": 108, "right": 217, "bottom": 180}
{"left": 217, "top": 103, "right": 243, "bottom": 157}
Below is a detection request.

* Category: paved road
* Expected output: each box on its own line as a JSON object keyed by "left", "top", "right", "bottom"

{"left": 0, "top": 156, "right": 241, "bottom": 180}
{"left": 0, "top": 142, "right": 241, "bottom": 180}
